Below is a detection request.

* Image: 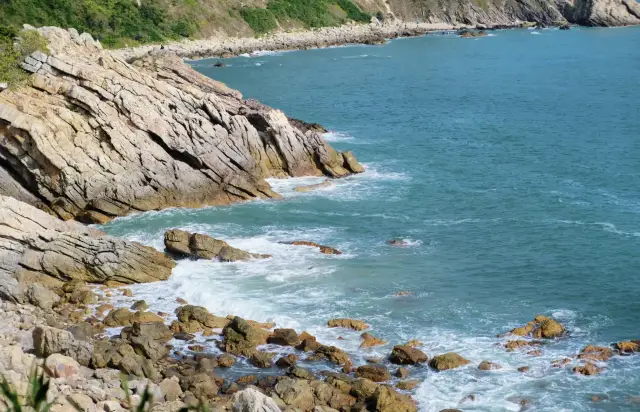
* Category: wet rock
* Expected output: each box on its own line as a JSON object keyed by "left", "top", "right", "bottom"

{"left": 372, "top": 385, "right": 418, "bottom": 412}
{"left": 276, "top": 354, "right": 298, "bottom": 368}
{"left": 405, "top": 339, "right": 423, "bottom": 347}
{"left": 132, "top": 311, "right": 164, "bottom": 324}
{"left": 478, "top": 361, "right": 501, "bottom": 370}
{"left": 313, "top": 345, "right": 352, "bottom": 367}
{"left": 355, "top": 364, "right": 391, "bottom": 382}
{"left": 218, "top": 354, "right": 236, "bottom": 368}
{"left": 574, "top": 362, "right": 603, "bottom": 376}
{"left": 392, "top": 291, "right": 411, "bottom": 296}
{"left": 295, "top": 180, "right": 333, "bottom": 192}
{"left": 249, "top": 351, "right": 274, "bottom": 368}
{"left": 507, "top": 315, "right": 565, "bottom": 339}
{"left": 396, "top": 380, "right": 419, "bottom": 390}
{"left": 429, "top": 353, "right": 470, "bottom": 371}
{"left": 164, "top": 230, "right": 269, "bottom": 262}
{"left": 236, "top": 375, "right": 257, "bottom": 385}
{"left": 282, "top": 241, "right": 343, "bottom": 255}
{"left": 527, "top": 349, "right": 542, "bottom": 356}
{"left": 459, "top": 29, "right": 488, "bottom": 38}
{"left": 122, "top": 289, "right": 134, "bottom": 297}
{"left": 505, "top": 340, "right": 540, "bottom": 350}
{"left": 579, "top": 345, "right": 613, "bottom": 361}
{"left": 288, "top": 366, "right": 315, "bottom": 380}
{"left": 103, "top": 308, "right": 134, "bottom": 327}
{"left": 176, "top": 298, "right": 188, "bottom": 305}
{"left": 268, "top": 328, "right": 300, "bottom": 346}
{"left": 177, "top": 305, "right": 230, "bottom": 330}
{"left": 131, "top": 300, "right": 149, "bottom": 311}
{"left": 69, "top": 288, "right": 97, "bottom": 305}
{"left": 387, "top": 240, "right": 409, "bottom": 247}
{"left": 221, "top": 316, "right": 271, "bottom": 356}
{"left": 296, "top": 337, "right": 321, "bottom": 352}
{"left": 389, "top": 345, "right": 428, "bottom": 365}
{"left": 360, "top": 332, "right": 386, "bottom": 348}
{"left": 44, "top": 353, "right": 80, "bottom": 378}
{"left": 615, "top": 341, "right": 639, "bottom": 353}
{"left": 395, "top": 367, "right": 409, "bottom": 378}
{"left": 517, "top": 366, "right": 530, "bottom": 373}
{"left": 173, "top": 332, "right": 195, "bottom": 341}
{"left": 551, "top": 358, "right": 572, "bottom": 368}
{"left": 327, "top": 318, "right": 369, "bottom": 331}
{"left": 188, "top": 345, "right": 205, "bottom": 352}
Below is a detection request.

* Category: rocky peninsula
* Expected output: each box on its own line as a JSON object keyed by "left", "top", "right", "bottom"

{"left": 1, "top": 24, "right": 640, "bottom": 412}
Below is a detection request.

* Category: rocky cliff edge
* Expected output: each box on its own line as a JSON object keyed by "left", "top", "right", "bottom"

{"left": 0, "top": 27, "right": 363, "bottom": 224}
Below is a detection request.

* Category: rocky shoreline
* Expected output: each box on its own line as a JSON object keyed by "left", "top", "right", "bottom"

{"left": 114, "top": 21, "right": 504, "bottom": 62}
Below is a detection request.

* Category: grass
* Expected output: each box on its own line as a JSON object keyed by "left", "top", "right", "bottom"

{"left": 241, "top": 0, "right": 371, "bottom": 35}
{"left": 0, "top": 365, "right": 55, "bottom": 412}
{"left": 0, "top": 27, "right": 49, "bottom": 88}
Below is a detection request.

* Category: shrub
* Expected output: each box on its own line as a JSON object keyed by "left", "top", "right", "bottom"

{"left": 335, "top": 0, "right": 371, "bottom": 22}
{"left": 0, "top": 28, "right": 49, "bottom": 88}
{"left": 240, "top": 8, "right": 279, "bottom": 34}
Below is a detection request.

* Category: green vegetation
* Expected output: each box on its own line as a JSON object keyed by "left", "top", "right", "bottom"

{"left": 0, "top": 366, "right": 55, "bottom": 412}
{"left": 241, "top": 0, "right": 371, "bottom": 35}
{"left": 0, "top": 0, "right": 202, "bottom": 48}
{"left": 0, "top": 27, "right": 49, "bottom": 88}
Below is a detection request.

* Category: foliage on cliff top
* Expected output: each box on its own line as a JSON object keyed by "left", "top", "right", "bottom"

{"left": 0, "top": 27, "right": 49, "bottom": 88}
{"left": 241, "top": 0, "right": 372, "bottom": 34}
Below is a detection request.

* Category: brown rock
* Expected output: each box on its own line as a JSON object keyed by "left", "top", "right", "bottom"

{"left": 392, "top": 291, "right": 411, "bottom": 296}
{"left": 236, "top": 375, "right": 257, "bottom": 385}
{"left": 188, "top": 345, "right": 205, "bottom": 352}
{"left": 314, "top": 345, "right": 352, "bottom": 367}
{"left": 249, "top": 351, "right": 274, "bottom": 368}
{"left": 505, "top": 340, "right": 536, "bottom": 350}
{"left": 328, "top": 318, "right": 369, "bottom": 331}
{"left": 103, "top": 308, "right": 134, "bottom": 327}
{"left": 295, "top": 180, "right": 333, "bottom": 192}
{"left": 396, "top": 380, "right": 420, "bottom": 390}
{"left": 131, "top": 300, "right": 149, "bottom": 311}
{"left": 405, "top": 339, "right": 423, "bottom": 347}
{"left": 131, "top": 311, "right": 164, "bottom": 323}
{"left": 217, "top": 354, "right": 236, "bottom": 368}
{"left": 551, "top": 358, "right": 572, "bottom": 368}
{"left": 478, "top": 360, "right": 501, "bottom": 370}
{"left": 268, "top": 328, "right": 300, "bottom": 346}
{"left": 527, "top": 349, "right": 542, "bottom": 356}
{"left": 573, "top": 362, "right": 603, "bottom": 376}
{"left": 282, "top": 241, "right": 343, "bottom": 255}
{"left": 395, "top": 367, "right": 409, "bottom": 378}
{"left": 122, "top": 289, "right": 134, "bottom": 297}
{"left": 176, "top": 297, "right": 188, "bottom": 305}
{"left": 276, "top": 353, "right": 299, "bottom": 368}
{"left": 389, "top": 345, "right": 428, "bottom": 365}
{"left": 355, "top": 364, "right": 391, "bottom": 382}
{"left": 533, "top": 317, "right": 565, "bottom": 338}
{"left": 373, "top": 385, "right": 417, "bottom": 412}
{"left": 360, "top": 332, "right": 386, "bottom": 348}
{"left": 221, "top": 316, "right": 270, "bottom": 356}
{"left": 429, "top": 353, "right": 470, "bottom": 371}
{"left": 517, "top": 366, "right": 530, "bottom": 373}
{"left": 177, "top": 305, "right": 229, "bottom": 329}
{"left": 615, "top": 341, "right": 639, "bottom": 353}
{"left": 579, "top": 345, "right": 614, "bottom": 361}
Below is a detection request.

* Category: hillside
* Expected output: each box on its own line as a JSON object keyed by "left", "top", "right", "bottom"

{"left": 0, "top": 0, "right": 639, "bottom": 48}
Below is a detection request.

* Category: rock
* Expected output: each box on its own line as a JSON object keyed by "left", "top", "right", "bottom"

{"left": 232, "top": 387, "right": 281, "bottom": 412}
{"left": 478, "top": 360, "right": 501, "bottom": 370}
{"left": 396, "top": 380, "right": 420, "bottom": 390}
{"left": 527, "top": 349, "right": 542, "bottom": 356}
{"left": 281, "top": 241, "right": 343, "bottom": 255}
{"left": 579, "top": 345, "right": 614, "bottom": 361}
{"left": 295, "top": 180, "right": 333, "bottom": 192}
{"left": 180, "top": 373, "right": 219, "bottom": 399}
{"left": 249, "top": 351, "right": 274, "bottom": 368}
{"left": 507, "top": 315, "right": 565, "bottom": 339}
{"left": 173, "top": 332, "right": 195, "bottom": 341}
{"left": 0, "top": 197, "right": 175, "bottom": 302}
{"left": 355, "top": 364, "right": 391, "bottom": 382}
{"left": 429, "top": 353, "right": 470, "bottom": 371}
{"left": 360, "top": 332, "right": 386, "bottom": 348}
{"left": 44, "top": 353, "right": 81, "bottom": 378}
{"left": 176, "top": 298, "right": 188, "bottom": 305}
{"left": 574, "top": 362, "right": 603, "bottom": 376}
{"left": 275, "top": 377, "right": 315, "bottom": 411}
{"left": 387, "top": 240, "right": 409, "bottom": 247}
{"left": 165, "top": 230, "right": 269, "bottom": 261}
{"left": 459, "top": 29, "right": 488, "bottom": 38}
{"left": 405, "top": 339, "right": 423, "bottom": 347}
{"left": 237, "top": 375, "right": 257, "bottom": 385}
{"left": 131, "top": 300, "right": 149, "bottom": 311}
{"left": 132, "top": 311, "right": 164, "bottom": 324}
{"left": 392, "top": 291, "right": 411, "bottom": 296}
{"left": 33, "top": 326, "right": 93, "bottom": 366}
{"left": 221, "top": 316, "right": 271, "bottom": 356}
{"left": 297, "top": 337, "right": 321, "bottom": 352}
{"left": 505, "top": 340, "right": 539, "bottom": 350}
{"left": 372, "top": 385, "right": 417, "bottom": 412}
{"left": 26, "top": 283, "right": 60, "bottom": 310}
{"left": 188, "top": 345, "right": 205, "bottom": 352}
{"left": 288, "top": 366, "right": 314, "bottom": 380}
{"left": 341, "top": 151, "right": 365, "bottom": 173}
{"left": 0, "top": 28, "right": 362, "bottom": 224}
{"left": 276, "top": 354, "right": 298, "bottom": 368}
{"left": 68, "top": 393, "right": 96, "bottom": 412}
{"left": 615, "top": 341, "right": 639, "bottom": 353}
{"left": 218, "top": 354, "right": 236, "bottom": 368}
{"left": 103, "top": 308, "right": 135, "bottom": 327}
{"left": 313, "top": 345, "right": 352, "bottom": 367}
{"left": 551, "top": 358, "right": 572, "bottom": 368}
{"left": 389, "top": 345, "right": 428, "bottom": 365}
{"left": 395, "top": 367, "right": 409, "bottom": 378}
{"left": 122, "top": 289, "right": 134, "bottom": 297}
{"left": 268, "top": 328, "right": 300, "bottom": 346}
{"left": 159, "top": 378, "right": 183, "bottom": 402}
{"left": 327, "top": 318, "right": 369, "bottom": 331}
{"left": 517, "top": 366, "right": 530, "bottom": 373}
{"left": 69, "top": 287, "right": 97, "bottom": 304}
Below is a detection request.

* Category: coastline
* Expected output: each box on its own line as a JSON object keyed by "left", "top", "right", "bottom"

{"left": 113, "top": 20, "right": 513, "bottom": 62}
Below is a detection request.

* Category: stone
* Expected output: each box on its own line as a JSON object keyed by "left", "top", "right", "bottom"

{"left": 180, "top": 373, "right": 219, "bottom": 399}
{"left": 103, "top": 309, "right": 135, "bottom": 327}
{"left": 288, "top": 366, "right": 315, "bottom": 380}
{"left": 188, "top": 345, "right": 205, "bottom": 352}
{"left": 429, "top": 353, "right": 470, "bottom": 371}
{"left": 221, "top": 316, "right": 270, "bottom": 356}
{"left": 132, "top": 311, "right": 164, "bottom": 324}
{"left": 276, "top": 354, "right": 298, "bottom": 368}
{"left": 218, "top": 354, "right": 236, "bottom": 368}
{"left": 44, "top": 354, "right": 81, "bottom": 378}
{"left": 533, "top": 317, "right": 565, "bottom": 339}
{"left": 395, "top": 367, "right": 409, "bottom": 378}
{"left": 281, "top": 241, "right": 343, "bottom": 255}
{"left": 478, "top": 361, "right": 501, "bottom": 370}
{"left": 327, "top": 318, "right": 369, "bottom": 331}
{"left": 372, "top": 385, "right": 417, "bottom": 412}
{"left": 295, "top": 180, "right": 333, "bottom": 192}
{"left": 176, "top": 305, "right": 229, "bottom": 329}
{"left": 275, "top": 378, "right": 315, "bottom": 411}
{"left": 159, "top": 378, "right": 183, "bottom": 402}
{"left": 360, "top": 332, "right": 386, "bottom": 348}
{"left": 68, "top": 393, "right": 96, "bottom": 412}
{"left": 313, "top": 345, "right": 352, "bottom": 367}
{"left": 405, "top": 340, "right": 422, "bottom": 347}
{"left": 131, "top": 300, "right": 149, "bottom": 311}
{"left": 176, "top": 298, "right": 188, "bottom": 305}
{"left": 26, "top": 283, "right": 60, "bottom": 310}
{"left": 232, "top": 387, "right": 281, "bottom": 412}
{"left": 574, "top": 362, "right": 603, "bottom": 376}
{"left": 355, "top": 364, "right": 391, "bottom": 382}
{"left": 395, "top": 380, "right": 419, "bottom": 390}
{"left": 517, "top": 366, "right": 530, "bottom": 373}
{"left": 615, "top": 341, "right": 639, "bottom": 353}
{"left": 249, "top": 351, "right": 273, "bottom": 368}
{"left": 392, "top": 290, "right": 411, "bottom": 296}
{"left": 173, "top": 332, "right": 195, "bottom": 341}
{"left": 551, "top": 358, "right": 572, "bottom": 368}
{"left": 33, "top": 326, "right": 93, "bottom": 366}
{"left": 268, "top": 328, "right": 300, "bottom": 346}
{"left": 165, "top": 231, "right": 269, "bottom": 262}
{"left": 237, "top": 375, "right": 257, "bottom": 385}
{"left": 579, "top": 345, "right": 614, "bottom": 361}
{"left": 69, "top": 288, "right": 97, "bottom": 304}
{"left": 389, "top": 345, "right": 428, "bottom": 365}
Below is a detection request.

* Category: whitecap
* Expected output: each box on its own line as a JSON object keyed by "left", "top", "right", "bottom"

{"left": 322, "top": 131, "right": 355, "bottom": 142}
{"left": 531, "top": 31, "right": 541, "bottom": 35}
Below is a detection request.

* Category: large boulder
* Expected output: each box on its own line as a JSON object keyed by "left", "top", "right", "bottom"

{"left": 579, "top": 345, "right": 614, "bottom": 361}
{"left": 429, "top": 353, "right": 470, "bottom": 371}
{"left": 355, "top": 364, "right": 391, "bottom": 382}
{"left": 121, "top": 322, "right": 171, "bottom": 361}
{"left": 389, "top": 345, "right": 428, "bottom": 365}
{"left": 44, "top": 353, "right": 81, "bottom": 378}
{"left": 164, "top": 230, "right": 269, "bottom": 261}
{"left": 506, "top": 315, "right": 565, "bottom": 339}
{"left": 33, "top": 326, "right": 93, "bottom": 367}
{"left": 232, "top": 387, "right": 281, "bottom": 412}
{"left": 372, "top": 385, "right": 418, "bottom": 412}
{"left": 175, "top": 305, "right": 229, "bottom": 329}
{"left": 360, "top": 332, "right": 386, "bottom": 348}
{"left": 275, "top": 377, "right": 315, "bottom": 411}
{"left": 221, "top": 316, "right": 271, "bottom": 356}
{"left": 268, "top": 328, "right": 300, "bottom": 346}
{"left": 26, "top": 283, "right": 60, "bottom": 310}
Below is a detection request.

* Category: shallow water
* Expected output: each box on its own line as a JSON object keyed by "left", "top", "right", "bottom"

{"left": 102, "top": 27, "right": 640, "bottom": 411}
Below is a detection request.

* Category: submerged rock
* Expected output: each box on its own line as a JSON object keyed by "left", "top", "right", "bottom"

{"left": 295, "top": 180, "right": 333, "bottom": 192}
{"left": 389, "top": 345, "right": 428, "bottom": 365}
{"left": 429, "top": 353, "right": 470, "bottom": 371}
{"left": 327, "top": 318, "right": 369, "bottom": 331}
{"left": 579, "top": 345, "right": 614, "bottom": 361}
{"left": 615, "top": 341, "right": 639, "bottom": 353}
{"left": 574, "top": 362, "right": 603, "bottom": 376}
{"left": 360, "top": 332, "right": 386, "bottom": 348}
{"left": 281, "top": 240, "right": 343, "bottom": 255}
{"left": 478, "top": 360, "right": 501, "bottom": 370}
{"left": 506, "top": 315, "right": 565, "bottom": 339}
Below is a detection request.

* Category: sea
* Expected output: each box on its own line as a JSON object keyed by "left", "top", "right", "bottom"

{"left": 101, "top": 27, "right": 640, "bottom": 411}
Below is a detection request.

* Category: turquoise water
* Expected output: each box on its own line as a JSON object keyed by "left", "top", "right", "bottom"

{"left": 103, "top": 27, "right": 640, "bottom": 411}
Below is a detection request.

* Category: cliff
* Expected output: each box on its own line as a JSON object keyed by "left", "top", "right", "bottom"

{"left": 0, "top": 27, "right": 363, "bottom": 224}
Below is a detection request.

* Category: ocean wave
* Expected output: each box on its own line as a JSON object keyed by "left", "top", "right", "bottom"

{"left": 322, "top": 131, "right": 355, "bottom": 142}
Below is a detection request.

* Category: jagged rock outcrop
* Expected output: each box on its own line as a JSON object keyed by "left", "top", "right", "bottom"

{"left": 164, "top": 229, "right": 270, "bottom": 261}
{"left": 0, "top": 195, "right": 175, "bottom": 303}
{"left": 0, "top": 27, "right": 364, "bottom": 223}
{"left": 556, "top": 0, "right": 640, "bottom": 25}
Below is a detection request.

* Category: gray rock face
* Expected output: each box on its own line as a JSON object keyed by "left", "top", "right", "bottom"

{"left": 557, "top": 0, "right": 640, "bottom": 25}
{"left": 0, "top": 27, "right": 363, "bottom": 223}
{"left": 0, "top": 195, "right": 175, "bottom": 302}
{"left": 33, "top": 326, "right": 93, "bottom": 366}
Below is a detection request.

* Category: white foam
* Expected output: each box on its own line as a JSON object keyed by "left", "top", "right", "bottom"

{"left": 531, "top": 31, "right": 541, "bottom": 35}
{"left": 322, "top": 131, "right": 355, "bottom": 142}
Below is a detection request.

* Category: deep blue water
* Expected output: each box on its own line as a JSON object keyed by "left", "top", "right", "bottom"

{"left": 103, "top": 27, "right": 640, "bottom": 411}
